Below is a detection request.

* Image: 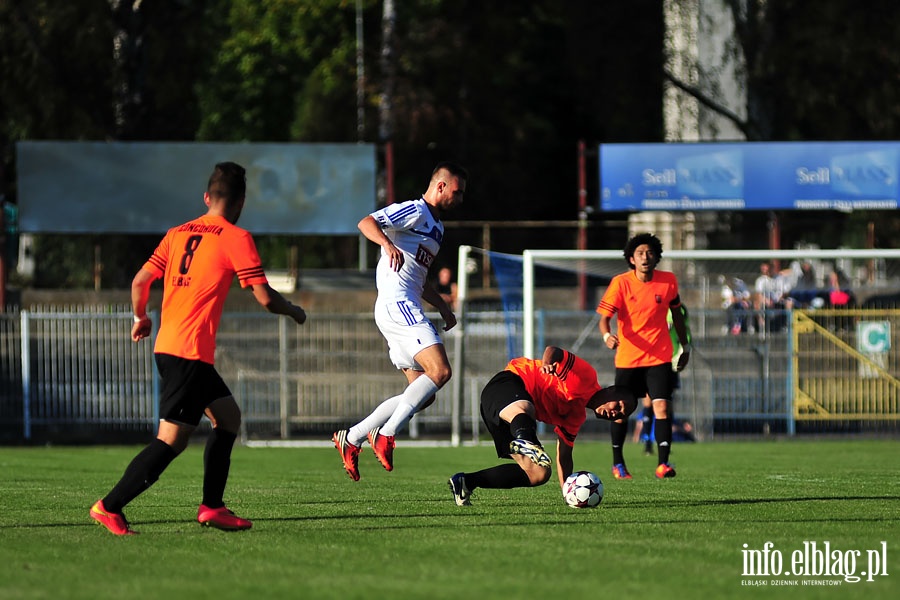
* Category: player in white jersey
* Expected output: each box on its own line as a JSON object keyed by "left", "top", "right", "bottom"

{"left": 333, "top": 162, "right": 468, "bottom": 481}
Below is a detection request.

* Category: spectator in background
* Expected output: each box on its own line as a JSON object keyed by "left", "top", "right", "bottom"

{"left": 721, "top": 275, "right": 752, "bottom": 334}
{"left": 826, "top": 268, "right": 855, "bottom": 331}
{"left": 827, "top": 268, "right": 853, "bottom": 306}
{"left": 786, "top": 261, "right": 820, "bottom": 308}
{"left": 796, "top": 262, "right": 818, "bottom": 291}
{"left": 673, "top": 419, "right": 696, "bottom": 442}
{"left": 754, "top": 262, "right": 777, "bottom": 309}
{"left": 776, "top": 267, "right": 795, "bottom": 308}
{"left": 754, "top": 262, "right": 790, "bottom": 332}
{"left": 435, "top": 266, "right": 458, "bottom": 310}
{"left": 828, "top": 274, "right": 851, "bottom": 307}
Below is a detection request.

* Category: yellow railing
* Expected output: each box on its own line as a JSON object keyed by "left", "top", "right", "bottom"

{"left": 793, "top": 309, "right": 900, "bottom": 420}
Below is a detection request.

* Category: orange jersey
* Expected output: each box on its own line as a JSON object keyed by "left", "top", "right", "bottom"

{"left": 504, "top": 350, "right": 602, "bottom": 446}
{"left": 143, "top": 214, "right": 267, "bottom": 363}
{"left": 596, "top": 270, "right": 680, "bottom": 368}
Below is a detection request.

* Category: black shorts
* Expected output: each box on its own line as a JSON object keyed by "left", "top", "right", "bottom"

{"left": 479, "top": 370, "right": 533, "bottom": 459}
{"left": 614, "top": 364, "right": 675, "bottom": 402}
{"left": 155, "top": 353, "right": 232, "bottom": 427}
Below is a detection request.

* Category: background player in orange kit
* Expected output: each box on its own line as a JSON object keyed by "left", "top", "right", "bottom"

{"left": 90, "top": 162, "right": 307, "bottom": 535}
{"left": 597, "top": 233, "right": 690, "bottom": 480}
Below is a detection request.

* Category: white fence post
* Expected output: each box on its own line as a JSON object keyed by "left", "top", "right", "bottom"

{"left": 20, "top": 310, "right": 30, "bottom": 441}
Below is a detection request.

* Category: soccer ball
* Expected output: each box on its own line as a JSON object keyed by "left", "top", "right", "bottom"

{"left": 563, "top": 470, "right": 603, "bottom": 508}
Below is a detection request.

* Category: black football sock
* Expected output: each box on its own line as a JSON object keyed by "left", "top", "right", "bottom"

{"left": 641, "top": 405, "right": 653, "bottom": 448}
{"left": 509, "top": 413, "right": 539, "bottom": 444}
{"left": 611, "top": 420, "right": 628, "bottom": 465}
{"left": 465, "top": 463, "right": 533, "bottom": 490}
{"left": 655, "top": 418, "right": 673, "bottom": 464}
{"left": 202, "top": 428, "right": 237, "bottom": 508}
{"left": 103, "top": 439, "right": 179, "bottom": 513}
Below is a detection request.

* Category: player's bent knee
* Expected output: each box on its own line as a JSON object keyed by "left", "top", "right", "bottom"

{"left": 209, "top": 411, "right": 241, "bottom": 433}
{"left": 430, "top": 366, "right": 451, "bottom": 388}
{"left": 526, "top": 466, "right": 552, "bottom": 487}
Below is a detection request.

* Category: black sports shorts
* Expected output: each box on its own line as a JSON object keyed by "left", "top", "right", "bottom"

{"left": 155, "top": 353, "right": 232, "bottom": 427}
{"left": 479, "top": 370, "right": 533, "bottom": 459}
{"left": 614, "top": 363, "right": 674, "bottom": 402}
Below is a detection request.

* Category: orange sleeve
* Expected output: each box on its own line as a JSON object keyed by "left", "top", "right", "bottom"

{"left": 226, "top": 229, "right": 267, "bottom": 288}
{"left": 143, "top": 231, "right": 172, "bottom": 278}
{"left": 596, "top": 274, "right": 623, "bottom": 317}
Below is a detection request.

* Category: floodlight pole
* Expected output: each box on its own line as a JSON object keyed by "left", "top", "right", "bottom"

{"left": 577, "top": 140, "right": 588, "bottom": 310}
{"left": 355, "top": 0, "right": 365, "bottom": 144}
{"left": 379, "top": 0, "right": 396, "bottom": 206}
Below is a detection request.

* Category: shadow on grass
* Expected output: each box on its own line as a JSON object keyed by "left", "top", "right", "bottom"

{"left": 4, "top": 495, "right": 897, "bottom": 531}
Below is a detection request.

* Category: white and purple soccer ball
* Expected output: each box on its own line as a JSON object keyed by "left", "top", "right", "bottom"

{"left": 563, "top": 470, "right": 603, "bottom": 508}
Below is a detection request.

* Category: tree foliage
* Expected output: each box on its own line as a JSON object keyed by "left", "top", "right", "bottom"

{"left": 2, "top": 0, "right": 900, "bottom": 288}
{"left": 195, "top": 0, "right": 361, "bottom": 142}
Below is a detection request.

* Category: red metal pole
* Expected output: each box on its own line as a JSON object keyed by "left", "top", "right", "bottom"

{"left": 768, "top": 211, "right": 781, "bottom": 271}
{"left": 577, "top": 140, "right": 588, "bottom": 310}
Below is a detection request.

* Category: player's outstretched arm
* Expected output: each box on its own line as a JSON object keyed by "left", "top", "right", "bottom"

{"left": 251, "top": 283, "right": 307, "bottom": 325}
{"left": 555, "top": 436, "right": 574, "bottom": 489}
{"left": 422, "top": 282, "right": 456, "bottom": 331}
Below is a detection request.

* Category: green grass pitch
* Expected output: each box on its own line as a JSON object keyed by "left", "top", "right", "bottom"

{"left": 0, "top": 440, "right": 897, "bottom": 599}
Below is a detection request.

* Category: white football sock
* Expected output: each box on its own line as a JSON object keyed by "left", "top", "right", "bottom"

{"left": 348, "top": 396, "right": 400, "bottom": 446}
{"left": 379, "top": 375, "right": 440, "bottom": 437}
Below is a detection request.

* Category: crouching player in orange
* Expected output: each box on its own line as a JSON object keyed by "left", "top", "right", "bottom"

{"left": 448, "top": 346, "right": 635, "bottom": 506}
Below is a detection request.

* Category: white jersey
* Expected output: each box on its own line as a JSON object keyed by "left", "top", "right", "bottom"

{"left": 371, "top": 198, "right": 444, "bottom": 302}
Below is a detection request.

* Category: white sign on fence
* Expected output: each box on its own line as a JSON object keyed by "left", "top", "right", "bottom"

{"left": 857, "top": 320, "right": 891, "bottom": 378}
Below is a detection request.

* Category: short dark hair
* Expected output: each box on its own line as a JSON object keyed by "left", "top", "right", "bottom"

{"left": 624, "top": 232, "right": 663, "bottom": 267}
{"left": 207, "top": 162, "right": 246, "bottom": 207}
{"left": 431, "top": 161, "right": 468, "bottom": 182}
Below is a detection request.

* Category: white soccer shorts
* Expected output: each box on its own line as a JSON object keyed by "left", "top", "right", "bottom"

{"left": 374, "top": 299, "right": 443, "bottom": 370}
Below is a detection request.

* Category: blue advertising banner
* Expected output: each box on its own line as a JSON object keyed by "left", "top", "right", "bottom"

{"left": 600, "top": 141, "right": 899, "bottom": 211}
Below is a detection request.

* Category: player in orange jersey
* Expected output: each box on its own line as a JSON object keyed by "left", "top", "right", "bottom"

{"left": 90, "top": 162, "right": 307, "bottom": 535}
{"left": 447, "top": 346, "right": 635, "bottom": 506}
{"left": 596, "top": 233, "right": 690, "bottom": 480}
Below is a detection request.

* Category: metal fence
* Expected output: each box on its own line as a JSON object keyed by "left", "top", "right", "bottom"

{"left": 2, "top": 305, "right": 899, "bottom": 444}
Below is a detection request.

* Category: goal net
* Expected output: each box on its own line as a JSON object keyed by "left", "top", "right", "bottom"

{"left": 455, "top": 246, "right": 900, "bottom": 442}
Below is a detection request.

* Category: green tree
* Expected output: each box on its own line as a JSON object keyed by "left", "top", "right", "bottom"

{"left": 195, "top": 0, "right": 362, "bottom": 142}
{"left": 7, "top": 0, "right": 900, "bottom": 290}
{"left": 0, "top": 0, "right": 115, "bottom": 141}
